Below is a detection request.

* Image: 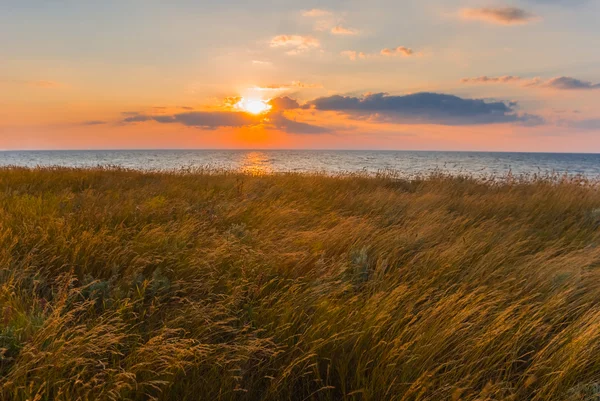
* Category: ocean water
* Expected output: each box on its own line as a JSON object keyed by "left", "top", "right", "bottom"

{"left": 1, "top": 150, "right": 600, "bottom": 178}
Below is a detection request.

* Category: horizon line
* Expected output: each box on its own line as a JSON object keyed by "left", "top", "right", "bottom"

{"left": 1, "top": 148, "right": 600, "bottom": 155}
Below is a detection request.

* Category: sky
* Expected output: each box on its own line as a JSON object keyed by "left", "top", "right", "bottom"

{"left": 1, "top": 0, "right": 600, "bottom": 151}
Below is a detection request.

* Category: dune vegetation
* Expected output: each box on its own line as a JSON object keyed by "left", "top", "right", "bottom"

{"left": 1, "top": 167, "right": 600, "bottom": 400}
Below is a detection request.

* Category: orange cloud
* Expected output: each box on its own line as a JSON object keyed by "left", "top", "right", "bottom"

{"left": 270, "top": 35, "right": 320, "bottom": 54}
{"left": 341, "top": 50, "right": 367, "bottom": 61}
{"left": 460, "top": 7, "right": 537, "bottom": 25}
{"left": 461, "top": 76, "right": 525, "bottom": 84}
{"left": 223, "top": 96, "right": 243, "bottom": 108}
{"left": 380, "top": 46, "right": 414, "bottom": 56}
{"left": 342, "top": 47, "right": 419, "bottom": 60}
{"left": 252, "top": 60, "right": 273, "bottom": 67}
{"left": 291, "top": 81, "right": 323, "bottom": 89}
{"left": 251, "top": 81, "right": 322, "bottom": 91}
{"left": 331, "top": 25, "right": 359, "bottom": 35}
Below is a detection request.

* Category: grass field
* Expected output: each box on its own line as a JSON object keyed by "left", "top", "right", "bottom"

{"left": 1, "top": 167, "right": 600, "bottom": 400}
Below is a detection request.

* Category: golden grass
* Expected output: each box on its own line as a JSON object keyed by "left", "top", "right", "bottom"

{"left": 1, "top": 167, "right": 600, "bottom": 400}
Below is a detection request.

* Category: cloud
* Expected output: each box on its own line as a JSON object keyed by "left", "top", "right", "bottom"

{"left": 545, "top": 76, "right": 600, "bottom": 90}
{"left": 81, "top": 120, "right": 107, "bottom": 126}
{"left": 270, "top": 35, "right": 320, "bottom": 54}
{"left": 269, "top": 97, "right": 301, "bottom": 110}
{"left": 159, "top": 112, "right": 258, "bottom": 128}
{"left": 380, "top": 46, "right": 415, "bottom": 57}
{"left": 303, "top": 9, "right": 355, "bottom": 34}
{"left": 252, "top": 60, "right": 273, "bottom": 67}
{"left": 341, "top": 50, "right": 367, "bottom": 61}
{"left": 460, "top": 7, "right": 537, "bottom": 25}
{"left": 307, "top": 92, "right": 541, "bottom": 125}
{"left": 123, "top": 111, "right": 260, "bottom": 129}
{"left": 123, "top": 114, "right": 153, "bottom": 123}
{"left": 223, "top": 96, "right": 242, "bottom": 108}
{"left": 342, "top": 47, "right": 417, "bottom": 61}
{"left": 302, "top": 9, "right": 331, "bottom": 17}
{"left": 461, "top": 75, "right": 600, "bottom": 90}
{"left": 290, "top": 81, "right": 322, "bottom": 89}
{"left": 461, "top": 76, "right": 523, "bottom": 84}
{"left": 269, "top": 113, "right": 331, "bottom": 134}
{"left": 252, "top": 81, "right": 322, "bottom": 91}
{"left": 121, "top": 106, "right": 330, "bottom": 135}
{"left": 331, "top": 25, "right": 358, "bottom": 35}
{"left": 120, "top": 90, "right": 548, "bottom": 132}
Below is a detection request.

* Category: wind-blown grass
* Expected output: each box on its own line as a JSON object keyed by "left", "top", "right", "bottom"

{"left": 1, "top": 167, "right": 600, "bottom": 400}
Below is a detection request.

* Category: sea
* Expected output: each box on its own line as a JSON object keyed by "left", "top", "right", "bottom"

{"left": 1, "top": 150, "right": 600, "bottom": 179}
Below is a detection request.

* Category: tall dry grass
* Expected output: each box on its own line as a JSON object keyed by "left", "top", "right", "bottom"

{"left": 1, "top": 167, "right": 600, "bottom": 400}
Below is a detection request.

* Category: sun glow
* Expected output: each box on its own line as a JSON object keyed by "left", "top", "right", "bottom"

{"left": 235, "top": 98, "right": 272, "bottom": 115}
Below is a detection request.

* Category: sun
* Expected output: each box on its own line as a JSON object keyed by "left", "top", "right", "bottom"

{"left": 235, "top": 98, "right": 272, "bottom": 115}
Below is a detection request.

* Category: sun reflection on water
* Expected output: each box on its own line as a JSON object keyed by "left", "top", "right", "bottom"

{"left": 240, "top": 151, "right": 273, "bottom": 175}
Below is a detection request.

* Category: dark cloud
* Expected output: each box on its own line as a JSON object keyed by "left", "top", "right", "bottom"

{"left": 81, "top": 120, "right": 107, "bottom": 126}
{"left": 123, "top": 114, "right": 153, "bottom": 123}
{"left": 122, "top": 109, "right": 330, "bottom": 134}
{"left": 153, "top": 115, "right": 177, "bottom": 123}
{"left": 269, "top": 113, "right": 330, "bottom": 134}
{"left": 123, "top": 111, "right": 258, "bottom": 129}
{"left": 171, "top": 112, "right": 258, "bottom": 128}
{"left": 269, "top": 96, "right": 300, "bottom": 111}
{"left": 518, "top": 114, "right": 546, "bottom": 127}
{"left": 307, "top": 92, "right": 540, "bottom": 125}
{"left": 461, "top": 7, "right": 537, "bottom": 25}
{"left": 120, "top": 92, "right": 546, "bottom": 130}
{"left": 121, "top": 111, "right": 143, "bottom": 117}
{"left": 545, "top": 77, "right": 600, "bottom": 90}
{"left": 461, "top": 75, "right": 600, "bottom": 90}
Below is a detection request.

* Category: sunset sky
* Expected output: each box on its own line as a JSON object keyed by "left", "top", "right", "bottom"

{"left": 2, "top": 0, "right": 600, "bottom": 151}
